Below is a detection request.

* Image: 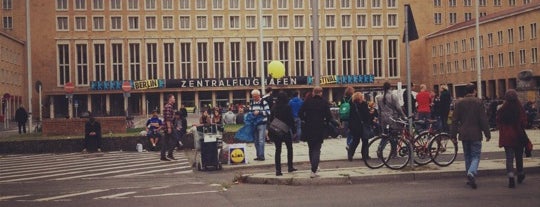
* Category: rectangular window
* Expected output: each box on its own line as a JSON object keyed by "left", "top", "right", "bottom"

{"left": 454, "top": 41, "right": 458, "bottom": 53}
{"left": 294, "top": 15, "right": 304, "bottom": 28}
{"left": 128, "top": 16, "right": 139, "bottom": 30}
{"left": 263, "top": 15, "right": 272, "bottom": 28}
{"left": 464, "top": 13, "right": 472, "bottom": 21}
{"left": 213, "top": 16, "right": 224, "bottom": 29}
{"left": 111, "top": 16, "right": 122, "bottom": 30}
{"left": 373, "top": 40, "right": 382, "bottom": 77}
{"left": 279, "top": 41, "right": 290, "bottom": 77}
{"left": 92, "top": 16, "right": 104, "bottom": 31}
{"left": 180, "top": 42, "right": 191, "bottom": 78}
{"left": 342, "top": 40, "right": 352, "bottom": 75}
{"left": 432, "top": 46, "right": 437, "bottom": 57}
{"left": 519, "top": 49, "right": 526, "bottom": 64}
{"left": 212, "top": 0, "right": 223, "bottom": 9}
{"left": 197, "top": 16, "right": 207, "bottom": 29}
{"left": 356, "top": 14, "right": 366, "bottom": 27}
{"left": 94, "top": 44, "right": 105, "bottom": 81}
{"left": 432, "top": 64, "right": 437, "bottom": 75}
{"left": 2, "top": 0, "right": 12, "bottom": 9}
{"left": 498, "top": 53, "right": 504, "bottom": 67}
{"left": 479, "top": 35, "right": 483, "bottom": 49}
{"left": 229, "top": 16, "right": 240, "bottom": 29}
{"left": 497, "top": 31, "right": 503, "bottom": 45}
{"left": 145, "top": 0, "right": 156, "bottom": 10}
{"left": 449, "top": 0, "right": 456, "bottom": 7}
{"left": 461, "top": 39, "right": 467, "bottom": 52}
{"left": 111, "top": 43, "right": 123, "bottom": 81}
{"left": 509, "top": 51, "right": 515, "bottom": 67}
{"left": 479, "top": 0, "right": 486, "bottom": 6}
{"left": 371, "top": 0, "right": 380, "bottom": 8}
{"left": 439, "top": 45, "right": 443, "bottom": 56}
{"left": 214, "top": 42, "right": 225, "bottom": 78}
{"left": 163, "top": 16, "right": 174, "bottom": 30}
{"left": 480, "top": 56, "right": 484, "bottom": 70}
{"left": 326, "top": 40, "right": 336, "bottom": 75}
{"left": 454, "top": 60, "right": 459, "bottom": 73}
{"left": 246, "top": 41, "right": 257, "bottom": 77}
{"left": 279, "top": 15, "right": 288, "bottom": 28}
{"left": 434, "top": 13, "right": 442, "bottom": 25}
{"left": 356, "top": 0, "right": 366, "bottom": 8}
{"left": 262, "top": 0, "right": 271, "bottom": 9}
{"left": 464, "top": 0, "right": 471, "bottom": 6}
{"left": 531, "top": 23, "right": 537, "bottom": 39}
{"left": 508, "top": 28, "right": 514, "bottom": 43}
{"left": 357, "top": 39, "right": 367, "bottom": 75}
{"left": 518, "top": 25, "right": 525, "bottom": 41}
{"left": 58, "top": 44, "right": 70, "bottom": 85}
{"left": 229, "top": 0, "right": 239, "bottom": 9}
{"left": 196, "top": 0, "right": 206, "bottom": 9}
{"left": 388, "top": 39, "right": 397, "bottom": 77}
{"left": 294, "top": 40, "right": 305, "bottom": 76}
{"left": 387, "top": 14, "right": 397, "bottom": 27}
{"left": 449, "top": 13, "right": 457, "bottom": 24}
{"left": 245, "top": 0, "right": 255, "bottom": 9}
{"left": 488, "top": 54, "right": 494, "bottom": 69}
{"left": 179, "top": 0, "right": 189, "bottom": 9}
{"left": 446, "top": 61, "right": 451, "bottom": 74}
{"left": 128, "top": 0, "right": 139, "bottom": 10}
{"left": 326, "top": 15, "right": 335, "bottom": 28}
{"left": 462, "top": 59, "right": 467, "bottom": 72}
{"left": 57, "top": 0, "right": 68, "bottom": 10}
{"left": 263, "top": 41, "right": 273, "bottom": 77}
{"left": 75, "top": 0, "right": 86, "bottom": 10}
{"left": 179, "top": 16, "right": 190, "bottom": 29}
{"left": 129, "top": 43, "right": 141, "bottom": 80}
{"left": 230, "top": 42, "right": 241, "bottom": 77}
{"left": 146, "top": 43, "right": 158, "bottom": 79}
{"left": 76, "top": 44, "right": 89, "bottom": 85}
{"left": 294, "top": 0, "right": 303, "bottom": 9}
{"left": 494, "top": 0, "right": 501, "bottom": 6}
{"left": 509, "top": 0, "right": 515, "bottom": 6}
{"left": 145, "top": 16, "right": 157, "bottom": 30}
{"left": 446, "top": 43, "right": 451, "bottom": 54}
{"left": 434, "top": 0, "right": 441, "bottom": 7}
{"left": 387, "top": 0, "right": 396, "bottom": 8}
{"left": 75, "top": 16, "right": 87, "bottom": 31}
{"left": 532, "top": 48, "right": 538, "bottom": 64}
{"left": 246, "top": 16, "right": 256, "bottom": 29}
{"left": 162, "top": 0, "right": 173, "bottom": 9}
{"left": 110, "top": 0, "right": 121, "bottom": 10}
{"left": 341, "top": 15, "right": 351, "bottom": 28}
{"left": 57, "top": 17, "right": 68, "bottom": 31}
{"left": 469, "top": 37, "right": 475, "bottom": 51}
{"left": 278, "top": 0, "right": 287, "bottom": 9}
{"left": 164, "top": 43, "right": 175, "bottom": 79}
{"left": 197, "top": 42, "right": 208, "bottom": 78}
{"left": 487, "top": 33, "right": 493, "bottom": 47}
{"left": 93, "top": 0, "right": 104, "bottom": 10}
{"left": 341, "top": 0, "right": 351, "bottom": 8}
{"left": 372, "top": 14, "right": 381, "bottom": 27}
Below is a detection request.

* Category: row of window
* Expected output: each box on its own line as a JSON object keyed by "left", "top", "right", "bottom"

{"left": 57, "top": 13, "right": 399, "bottom": 31}
{"left": 434, "top": 12, "right": 488, "bottom": 25}
{"left": 432, "top": 23, "right": 537, "bottom": 57}
{"left": 56, "top": 38, "right": 400, "bottom": 86}
{"left": 56, "top": 0, "right": 398, "bottom": 11}
{"left": 432, "top": 47, "right": 538, "bottom": 75}
{"left": 433, "top": 0, "right": 531, "bottom": 7}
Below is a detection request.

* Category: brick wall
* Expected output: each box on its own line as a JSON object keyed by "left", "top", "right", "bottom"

{"left": 42, "top": 117, "right": 126, "bottom": 136}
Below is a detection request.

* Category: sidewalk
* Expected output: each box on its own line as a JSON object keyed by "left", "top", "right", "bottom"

{"left": 212, "top": 130, "right": 540, "bottom": 185}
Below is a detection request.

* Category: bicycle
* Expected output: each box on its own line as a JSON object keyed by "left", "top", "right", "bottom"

{"left": 428, "top": 131, "right": 458, "bottom": 167}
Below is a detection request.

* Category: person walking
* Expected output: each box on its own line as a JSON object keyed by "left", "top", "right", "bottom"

{"left": 250, "top": 89, "right": 271, "bottom": 161}
{"left": 269, "top": 92, "right": 297, "bottom": 176}
{"left": 497, "top": 90, "right": 528, "bottom": 188}
{"left": 375, "top": 82, "right": 406, "bottom": 132}
{"left": 450, "top": 84, "right": 491, "bottom": 189}
{"left": 82, "top": 114, "right": 102, "bottom": 153}
{"left": 299, "top": 86, "right": 333, "bottom": 178}
{"left": 347, "top": 92, "right": 373, "bottom": 161}
{"left": 15, "top": 105, "right": 28, "bottom": 134}
{"left": 439, "top": 85, "right": 452, "bottom": 132}
{"left": 288, "top": 91, "right": 304, "bottom": 143}
{"left": 160, "top": 94, "right": 176, "bottom": 161}
{"left": 340, "top": 86, "right": 355, "bottom": 151}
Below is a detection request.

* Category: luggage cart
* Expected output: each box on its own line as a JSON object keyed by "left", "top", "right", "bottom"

{"left": 195, "top": 124, "right": 223, "bottom": 171}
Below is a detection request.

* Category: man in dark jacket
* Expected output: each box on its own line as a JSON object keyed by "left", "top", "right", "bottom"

{"left": 15, "top": 106, "right": 28, "bottom": 134}
{"left": 83, "top": 115, "right": 102, "bottom": 153}
{"left": 439, "top": 85, "right": 452, "bottom": 132}
{"left": 451, "top": 84, "right": 491, "bottom": 189}
{"left": 299, "top": 86, "right": 333, "bottom": 178}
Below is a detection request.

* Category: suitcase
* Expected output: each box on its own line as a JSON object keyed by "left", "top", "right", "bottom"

{"left": 196, "top": 125, "right": 223, "bottom": 171}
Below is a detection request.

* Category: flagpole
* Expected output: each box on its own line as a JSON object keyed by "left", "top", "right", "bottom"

{"left": 404, "top": 4, "right": 414, "bottom": 169}
{"left": 312, "top": 0, "right": 320, "bottom": 86}
{"left": 259, "top": 0, "right": 266, "bottom": 95}
{"left": 475, "top": 0, "right": 482, "bottom": 98}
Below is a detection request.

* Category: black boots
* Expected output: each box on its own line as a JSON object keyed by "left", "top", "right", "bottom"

{"left": 508, "top": 177, "right": 515, "bottom": 188}
{"left": 517, "top": 174, "right": 525, "bottom": 184}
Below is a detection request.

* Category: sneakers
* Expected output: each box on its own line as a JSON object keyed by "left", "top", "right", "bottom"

{"left": 167, "top": 155, "right": 177, "bottom": 160}
{"left": 508, "top": 177, "right": 516, "bottom": 188}
{"left": 81, "top": 148, "right": 87, "bottom": 153}
{"left": 253, "top": 157, "right": 265, "bottom": 161}
{"left": 288, "top": 168, "right": 298, "bottom": 173}
{"left": 467, "top": 174, "right": 477, "bottom": 189}
{"left": 276, "top": 171, "right": 283, "bottom": 176}
{"left": 178, "top": 141, "right": 184, "bottom": 147}
{"left": 310, "top": 172, "right": 320, "bottom": 178}
{"left": 97, "top": 148, "right": 102, "bottom": 152}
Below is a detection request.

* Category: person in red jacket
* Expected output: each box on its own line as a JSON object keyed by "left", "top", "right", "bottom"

{"left": 497, "top": 90, "right": 528, "bottom": 188}
{"left": 416, "top": 84, "right": 432, "bottom": 129}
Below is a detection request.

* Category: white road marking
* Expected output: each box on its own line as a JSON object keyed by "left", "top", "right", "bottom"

{"left": 34, "top": 189, "right": 109, "bottom": 201}
{"left": 0, "top": 195, "right": 31, "bottom": 201}
{"left": 54, "top": 163, "right": 184, "bottom": 181}
{"left": 0, "top": 171, "right": 84, "bottom": 183}
{"left": 114, "top": 163, "right": 190, "bottom": 177}
{"left": 94, "top": 191, "right": 137, "bottom": 200}
{"left": 133, "top": 190, "right": 219, "bottom": 198}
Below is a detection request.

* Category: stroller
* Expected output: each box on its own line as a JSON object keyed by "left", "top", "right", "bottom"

{"left": 194, "top": 124, "right": 223, "bottom": 171}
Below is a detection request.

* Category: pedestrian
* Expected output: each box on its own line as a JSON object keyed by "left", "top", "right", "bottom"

{"left": 269, "top": 92, "right": 297, "bottom": 176}
{"left": 82, "top": 114, "right": 102, "bottom": 153}
{"left": 496, "top": 90, "right": 528, "bottom": 188}
{"left": 249, "top": 89, "right": 271, "bottom": 161}
{"left": 235, "top": 107, "right": 245, "bottom": 125}
{"left": 523, "top": 101, "right": 536, "bottom": 129}
{"left": 222, "top": 108, "right": 236, "bottom": 125}
{"left": 450, "top": 84, "right": 491, "bottom": 189}
{"left": 299, "top": 86, "right": 333, "bottom": 178}
{"left": 439, "top": 85, "right": 452, "bottom": 132}
{"left": 375, "top": 82, "right": 406, "bottom": 132}
{"left": 416, "top": 84, "right": 432, "bottom": 129}
{"left": 288, "top": 91, "right": 304, "bottom": 143}
{"left": 15, "top": 105, "right": 28, "bottom": 134}
{"left": 160, "top": 94, "right": 177, "bottom": 161}
{"left": 212, "top": 107, "right": 222, "bottom": 124}
{"left": 173, "top": 111, "right": 187, "bottom": 149}
{"left": 402, "top": 82, "right": 416, "bottom": 117}
{"left": 146, "top": 110, "right": 163, "bottom": 151}
{"left": 340, "top": 86, "right": 354, "bottom": 151}
{"left": 347, "top": 92, "right": 373, "bottom": 161}
{"left": 179, "top": 104, "right": 188, "bottom": 118}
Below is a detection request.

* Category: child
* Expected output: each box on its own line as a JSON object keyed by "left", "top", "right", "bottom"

{"left": 173, "top": 111, "right": 187, "bottom": 149}
{"left": 146, "top": 110, "right": 163, "bottom": 151}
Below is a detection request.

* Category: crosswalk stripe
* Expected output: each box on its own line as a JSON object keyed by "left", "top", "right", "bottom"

{"left": 0, "top": 195, "right": 31, "bottom": 201}
{"left": 114, "top": 165, "right": 191, "bottom": 177}
{"left": 54, "top": 162, "right": 189, "bottom": 181}
{"left": 34, "top": 189, "right": 109, "bottom": 201}
{"left": 94, "top": 191, "right": 137, "bottom": 200}
{"left": 133, "top": 190, "right": 219, "bottom": 198}
{"left": 0, "top": 171, "right": 84, "bottom": 183}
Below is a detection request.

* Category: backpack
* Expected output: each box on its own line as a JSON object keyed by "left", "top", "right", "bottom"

{"left": 339, "top": 97, "right": 351, "bottom": 120}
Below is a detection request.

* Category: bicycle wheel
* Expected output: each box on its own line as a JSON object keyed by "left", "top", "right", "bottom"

{"left": 381, "top": 137, "right": 411, "bottom": 170}
{"left": 413, "top": 132, "right": 434, "bottom": 166}
{"left": 363, "top": 135, "right": 385, "bottom": 169}
{"left": 429, "top": 133, "right": 458, "bottom": 167}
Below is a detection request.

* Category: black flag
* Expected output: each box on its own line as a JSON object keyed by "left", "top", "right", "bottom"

{"left": 402, "top": 4, "right": 419, "bottom": 42}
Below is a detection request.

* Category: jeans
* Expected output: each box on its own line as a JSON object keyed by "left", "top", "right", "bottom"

{"left": 308, "top": 141, "right": 322, "bottom": 173}
{"left": 504, "top": 146, "right": 524, "bottom": 177}
{"left": 348, "top": 135, "right": 369, "bottom": 159}
{"left": 160, "top": 133, "right": 175, "bottom": 158}
{"left": 274, "top": 137, "right": 293, "bottom": 172}
{"left": 294, "top": 117, "right": 302, "bottom": 142}
{"left": 462, "top": 140, "right": 482, "bottom": 176}
{"left": 254, "top": 124, "right": 266, "bottom": 159}
{"left": 18, "top": 121, "right": 27, "bottom": 134}
{"left": 417, "top": 112, "right": 431, "bottom": 130}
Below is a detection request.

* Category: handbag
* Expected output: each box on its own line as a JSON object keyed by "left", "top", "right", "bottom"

{"left": 520, "top": 128, "right": 532, "bottom": 157}
{"left": 269, "top": 117, "right": 290, "bottom": 137}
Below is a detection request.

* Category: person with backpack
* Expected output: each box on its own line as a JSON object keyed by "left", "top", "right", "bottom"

{"left": 375, "top": 82, "right": 406, "bottom": 133}
{"left": 347, "top": 92, "right": 373, "bottom": 161}
{"left": 340, "top": 86, "right": 354, "bottom": 151}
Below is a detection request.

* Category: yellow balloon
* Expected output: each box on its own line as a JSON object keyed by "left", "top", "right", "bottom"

{"left": 268, "top": 60, "right": 285, "bottom": 79}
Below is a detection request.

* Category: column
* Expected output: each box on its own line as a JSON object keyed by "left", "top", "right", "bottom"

{"left": 194, "top": 92, "right": 200, "bottom": 114}
{"left": 328, "top": 89, "right": 333, "bottom": 102}
{"left": 68, "top": 96, "right": 73, "bottom": 119}
{"left": 124, "top": 94, "right": 128, "bottom": 117}
{"left": 211, "top": 91, "right": 217, "bottom": 109}
{"left": 159, "top": 93, "right": 164, "bottom": 113}
{"left": 228, "top": 91, "right": 233, "bottom": 105}
{"left": 105, "top": 94, "right": 110, "bottom": 116}
{"left": 50, "top": 96, "right": 55, "bottom": 119}
{"left": 87, "top": 94, "right": 92, "bottom": 114}
{"left": 142, "top": 93, "right": 147, "bottom": 118}
{"left": 245, "top": 90, "right": 250, "bottom": 103}
{"left": 177, "top": 92, "right": 182, "bottom": 110}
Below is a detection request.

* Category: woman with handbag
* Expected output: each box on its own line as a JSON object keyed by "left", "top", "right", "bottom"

{"left": 347, "top": 92, "right": 373, "bottom": 161}
{"left": 496, "top": 90, "right": 528, "bottom": 188}
{"left": 269, "top": 92, "right": 297, "bottom": 176}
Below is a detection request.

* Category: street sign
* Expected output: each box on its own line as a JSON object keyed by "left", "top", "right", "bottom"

{"left": 64, "top": 82, "right": 75, "bottom": 94}
{"left": 122, "top": 81, "right": 132, "bottom": 92}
